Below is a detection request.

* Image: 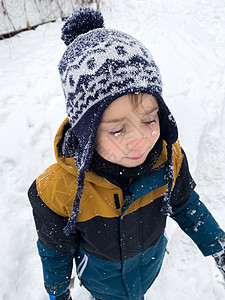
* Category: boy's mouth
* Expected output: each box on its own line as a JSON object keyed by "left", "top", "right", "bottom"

{"left": 125, "top": 153, "right": 145, "bottom": 160}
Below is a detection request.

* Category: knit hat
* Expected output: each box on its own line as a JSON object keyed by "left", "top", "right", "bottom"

{"left": 59, "top": 8, "right": 178, "bottom": 235}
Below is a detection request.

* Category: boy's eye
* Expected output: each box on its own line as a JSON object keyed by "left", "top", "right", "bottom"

{"left": 109, "top": 129, "right": 124, "bottom": 137}
{"left": 144, "top": 119, "right": 156, "bottom": 125}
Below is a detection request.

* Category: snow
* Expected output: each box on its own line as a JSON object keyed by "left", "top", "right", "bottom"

{"left": 0, "top": 0, "right": 225, "bottom": 299}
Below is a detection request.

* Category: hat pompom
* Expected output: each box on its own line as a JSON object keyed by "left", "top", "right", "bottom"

{"left": 61, "top": 8, "right": 104, "bottom": 46}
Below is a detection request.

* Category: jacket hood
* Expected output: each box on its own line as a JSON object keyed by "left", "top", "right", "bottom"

{"left": 54, "top": 118, "right": 77, "bottom": 176}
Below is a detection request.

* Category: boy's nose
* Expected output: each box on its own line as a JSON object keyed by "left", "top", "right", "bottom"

{"left": 126, "top": 133, "right": 147, "bottom": 152}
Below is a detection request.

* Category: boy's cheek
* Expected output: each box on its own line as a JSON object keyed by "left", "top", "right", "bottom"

{"left": 96, "top": 141, "right": 114, "bottom": 157}
{"left": 96, "top": 144, "right": 119, "bottom": 163}
{"left": 151, "top": 129, "right": 160, "bottom": 139}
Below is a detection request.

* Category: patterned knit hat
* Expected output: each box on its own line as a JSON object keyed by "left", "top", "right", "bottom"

{"left": 59, "top": 8, "right": 178, "bottom": 235}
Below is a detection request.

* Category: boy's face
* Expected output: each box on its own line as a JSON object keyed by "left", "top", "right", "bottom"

{"left": 96, "top": 93, "right": 160, "bottom": 167}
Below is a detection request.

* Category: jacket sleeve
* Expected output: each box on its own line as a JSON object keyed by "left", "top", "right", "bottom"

{"left": 169, "top": 149, "right": 225, "bottom": 256}
{"left": 171, "top": 191, "right": 225, "bottom": 256}
{"left": 28, "top": 180, "right": 79, "bottom": 295}
{"left": 37, "top": 240, "right": 74, "bottom": 296}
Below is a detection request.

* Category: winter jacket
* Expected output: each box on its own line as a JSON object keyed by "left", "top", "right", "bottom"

{"left": 28, "top": 118, "right": 225, "bottom": 300}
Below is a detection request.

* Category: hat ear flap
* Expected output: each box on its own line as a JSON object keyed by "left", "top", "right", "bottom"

{"left": 61, "top": 127, "right": 78, "bottom": 158}
{"left": 64, "top": 171, "right": 85, "bottom": 235}
{"left": 161, "top": 144, "right": 174, "bottom": 216}
{"left": 153, "top": 93, "right": 178, "bottom": 145}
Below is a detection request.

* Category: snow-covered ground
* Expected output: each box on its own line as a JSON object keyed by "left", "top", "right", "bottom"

{"left": 0, "top": 0, "right": 225, "bottom": 299}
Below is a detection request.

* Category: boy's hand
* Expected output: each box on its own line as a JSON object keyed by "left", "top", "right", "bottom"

{"left": 213, "top": 235, "right": 225, "bottom": 281}
{"left": 213, "top": 252, "right": 225, "bottom": 280}
{"left": 49, "top": 289, "right": 72, "bottom": 300}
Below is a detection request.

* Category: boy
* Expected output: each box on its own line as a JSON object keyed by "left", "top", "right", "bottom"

{"left": 28, "top": 8, "right": 225, "bottom": 300}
